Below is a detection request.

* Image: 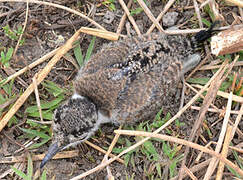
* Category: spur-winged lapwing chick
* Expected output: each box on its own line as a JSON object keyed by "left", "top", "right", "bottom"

{"left": 40, "top": 25, "right": 217, "bottom": 168}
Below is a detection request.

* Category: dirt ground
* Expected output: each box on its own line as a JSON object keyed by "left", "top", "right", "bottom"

{"left": 0, "top": 0, "right": 242, "bottom": 179}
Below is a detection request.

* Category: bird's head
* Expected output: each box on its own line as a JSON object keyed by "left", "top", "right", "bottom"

{"left": 40, "top": 94, "right": 98, "bottom": 168}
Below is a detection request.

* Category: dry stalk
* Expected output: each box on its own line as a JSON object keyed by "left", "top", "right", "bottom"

{"left": 116, "top": 0, "right": 133, "bottom": 34}
{"left": 0, "top": 150, "right": 80, "bottom": 164}
{"left": 84, "top": 140, "right": 124, "bottom": 164}
{"left": 32, "top": 75, "right": 43, "bottom": 122}
{"left": 191, "top": 106, "right": 241, "bottom": 115}
{"left": 80, "top": 27, "right": 119, "bottom": 41}
{"left": 183, "top": 166, "right": 198, "bottom": 180}
{"left": 192, "top": 84, "right": 243, "bottom": 103}
{"left": 136, "top": 0, "right": 164, "bottom": 32}
{"left": 13, "top": 0, "right": 29, "bottom": 57}
{"left": 216, "top": 125, "right": 233, "bottom": 180}
{"left": 225, "top": 0, "right": 243, "bottom": 7}
{"left": 193, "top": 0, "right": 203, "bottom": 28}
{"left": 101, "top": 125, "right": 123, "bottom": 164}
{"left": 146, "top": 0, "right": 176, "bottom": 34}
{"left": 211, "top": 27, "right": 243, "bottom": 56}
{"left": 114, "top": 130, "right": 243, "bottom": 177}
{"left": 203, "top": 92, "right": 233, "bottom": 180}
{"left": 231, "top": 104, "right": 243, "bottom": 139}
{"left": 118, "top": 0, "right": 141, "bottom": 36}
{"left": 199, "top": 60, "right": 243, "bottom": 70}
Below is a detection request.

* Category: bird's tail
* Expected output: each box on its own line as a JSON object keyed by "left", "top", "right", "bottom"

{"left": 181, "top": 21, "right": 220, "bottom": 74}
{"left": 192, "top": 21, "right": 220, "bottom": 48}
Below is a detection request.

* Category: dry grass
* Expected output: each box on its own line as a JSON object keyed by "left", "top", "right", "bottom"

{"left": 0, "top": 0, "right": 242, "bottom": 179}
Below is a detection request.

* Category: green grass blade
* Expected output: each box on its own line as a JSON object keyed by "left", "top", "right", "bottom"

{"left": 42, "top": 80, "right": 65, "bottom": 97}
{"left": 25, "top": 95, "right": 64, "bottom": 113}
{"left": 155, "top": 162, "right": 162, "bottom": 177}
{"left": 74, "top": 41, "right": 84, "bottom": 67}
{"left": 201, "top": 18, "right": 211, "bottom": 27}
{"left": 28, "top": 138, "right": 50, "bottom": 149}
{"left": 19, "top": 128, "right": 50, "bottom": 139}
{"left": 11, "top": 166, "right": 29, "bottom": 180}
{"left": 40, "top": 169, "right": 47, "bottom": 180}
{"left": 27, "top": 154, "right": 33, "bottom": 179}
{"left": 143, "top": 140, "right": 159, "bottom": 161}
{"left": 27, "top": 111, "right": 53, "bottom": 120}
{"left": 84, "top": 36, "right": 96, "bottom": 62}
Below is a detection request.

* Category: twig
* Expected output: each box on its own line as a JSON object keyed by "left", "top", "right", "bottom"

{"left": 171, "top": 159, "right": 212, "bottom": 180}
{"left": 163, "top": 24, "right": 243, "bottom": 34}
{"left": 146, "top": 0, "right": 176, "bottom": 34}
{"left": 84, "top": 140, "right": 124, "bottom": 164}
{"left": 2, "top": 131, "right": 26, "bottom": 150}
{"left": 196, "top": 141, "right": 214, "bottom": 162}
{"left": 200, "top": 0, "right": 212, "bottom": 9}
{"left": 116, "top": 0, "right": 133, "bottom": 34}
{"left": 0, "top": 96, "right": 18, "bottom": 109}
{"left": 199, "top": 60, "right": 243, "bottom": 70}
{"left": 211, "top": 27, "right": 243, "bottom": 56}
{"left": 114, "top": 130, "right": 243, "bottom": 177}
{"left": 179, "top": 78, "right": 186, "bottom": 110}
{"left": 2, "top": 66, "right": 28, "bottom": 87}
{"left": 79, "top": 27, "right": 119, "bottom": 41}
{"left": 101, "top": 125, "right": 122, "bottom": 164}
{"left": 203, "top": 92, "right": 233, "bottom": 180}
{"left": 136, "top": 0, "right": 164, "bottom": 32}
{"left": 118, "top": 0, "right": 141, "bottom": 36}
{"left": 13, "top": 0, "right": 29, "bottom": 57}
{"left": 183, "top": 166, "right": 198, "bottom": 180}
{"left": 216, "top": 125, "right": 233, "bottom": 180}
{"left": 191, "top": 84, "right": 243, "bottom": 103}
{"left": 0, "top": 7, "right": 22, "bottom": 18}
{"left": 186, "top": 82, "right": 220, "bottom": 111}
{"left": 191, "top": 106, "right": 241, "bottom": 115}
{"left": 193, "top": 0, "right": 203, "bottom": 28}
{"left": 209, "top": 0, "right": 224, "bottom": 20}
{"left": 32, "top": 74, "right": 43, "bottom": 122}
{"left": 225, "top": 0, "right": 243, "bottom": 7}
{"left": 0, "top": 150, "right": 80, "bottom": 164}
{"left": 231, "top": 103, "right": 243, "bottom": 139}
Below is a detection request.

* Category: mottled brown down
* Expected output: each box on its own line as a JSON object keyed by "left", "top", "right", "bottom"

{"left": 74, "top": 33, "right": 193, "bottom": 124}
{"left": 40, "top": 32, "right": 204, "bottom": 168}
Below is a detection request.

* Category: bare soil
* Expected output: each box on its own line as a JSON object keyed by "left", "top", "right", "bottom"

{"left": 0, "top": 0, "right": 242, "bottom": 179}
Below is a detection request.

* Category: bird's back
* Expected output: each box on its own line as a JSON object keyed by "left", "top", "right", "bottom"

{"left": 74, "top": 33, "right": 199, "bottom": 124}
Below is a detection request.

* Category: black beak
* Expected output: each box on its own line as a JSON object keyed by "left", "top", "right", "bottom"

{"left": 40, "top": 142, "right": 60, "bottom": 168}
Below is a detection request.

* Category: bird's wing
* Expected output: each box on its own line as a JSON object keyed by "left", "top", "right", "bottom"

{"left": 74, "top": 68, "right": 128, "bottom": 115}
{"left": 115, "top": 58, "right": 183, "bottom": 124}
{"left": 77, "top": 33, "right": 167, "bottom": 76}
{"left": 74, "top": 33, "right": 193, "bottom": 120}
{"left": 78, "top": 41, "right": 130, "bottom": 75}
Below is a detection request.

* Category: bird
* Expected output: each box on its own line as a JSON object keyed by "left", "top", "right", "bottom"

{"left": 40, "top": 25, "right": 217, "bottom": 168}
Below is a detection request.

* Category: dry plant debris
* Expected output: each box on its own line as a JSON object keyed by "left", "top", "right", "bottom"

{"left": 0, "top": 0, "right": 242, "bottom": 179}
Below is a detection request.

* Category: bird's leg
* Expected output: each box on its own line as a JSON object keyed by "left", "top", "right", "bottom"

{"left": 181, "top": 53, "right": 201, "bottom": 75}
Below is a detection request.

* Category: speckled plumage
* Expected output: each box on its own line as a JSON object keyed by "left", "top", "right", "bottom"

{"left": 40, "top": 31, "right": 211, "bottom": 168}
{"left": 74, "top": 33, "right": 199, "bottom": 124}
